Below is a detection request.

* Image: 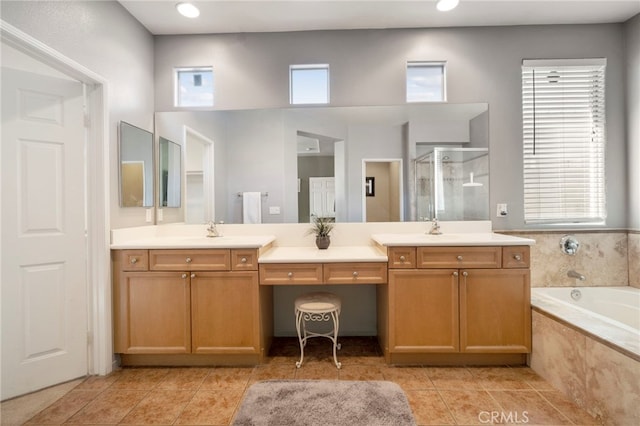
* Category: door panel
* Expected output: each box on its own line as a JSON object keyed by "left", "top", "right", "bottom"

{"left": 2, "top": 67, "right": 87, "bottom": 399}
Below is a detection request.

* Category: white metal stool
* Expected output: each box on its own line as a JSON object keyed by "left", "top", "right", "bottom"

{"left": 294, "top": 292, "right": 342, "bottom": 369}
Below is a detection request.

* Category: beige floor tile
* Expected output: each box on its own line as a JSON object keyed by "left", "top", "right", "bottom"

{"left": 424, "top": 367, "right": 483, "bottom": 390}
{"left": 119, "top": 389, "right": 195, "bottom": 425}
{"left": 108, "top": 368, "right": 170, "bottom": 390}
{"left": 200, "top": 367, "right": 253, "bottom": 391}
{"left": 405, "top": 389, "right": 455, "bottom": 425}
{"left": 539, "top": 390, "right": 602, "bottom": 425}
{"left": 175, "top": 389, "right": 243, "bottom": 425}
{"left": 74, "top": 374, "right": 120, "bottom": 391}
{"left": 438, "top": 389, "right": 503, "bottom": 425}
{"left": 64, "top": 389, "right": 148, "bottom": 424}
{"left": 489, "top": 390, "right": 572, "bottom": 425}
{"left": 249, "top": 364, "right": 297, "bottom": 383}
{"left": 294, "top": 360, "right": 340, "bottom": 380}
{"left": 337, "top": 364, "right": 385, "bottom": 381}
{"left": 467, "top": 366, "right": 535, "bottom": 391}
{"left": 381, "top": 366, "right": 434, "bottom": 391}
{"left": 25, "top": 389, "right": 102, "bottom": 425}
{"left": 156, "top": 367, "right": 210, "bottom": 390}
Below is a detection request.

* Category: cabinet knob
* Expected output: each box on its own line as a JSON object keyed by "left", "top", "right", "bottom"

{"left": 191, "top": 273, "right": 196, "bottom": 278}
{"left": 514, "top": 254, "right": 522, "bottom": 261}
{"left": 185, "top": 257, "right": 192, "bottom": 263}
{"left": 287, "top": 272, "right": 293, "bottom": 278}
{"left": 181, "top": 273, "right": 187, "bottom": 279}
{"left": 453, "top": 271, "right": 459, "bottom": 277}
{"left": 353, "top": 271, "right": 359, "bottom": 277}
{"left": 241, "top": 257, "right": 248, "bottom": 263}
{"left": 130, "top": 257, "right": 138, "bottom": 264}
{"left": 462, "top": 271, "right": 469, "bottom": 277}
{"left": 399, "top": 255, "right": 406, "bottom": 261}
{"left": 457, "top": 255, "right": 463, "bottom": 261}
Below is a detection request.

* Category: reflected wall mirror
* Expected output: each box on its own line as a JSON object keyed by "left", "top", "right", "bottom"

{"left": 154, "top": 103, "right": 489, "bottom": 223}
{"left": 159, "top": 137, "right": 182, "bottom": 208}
{"left": 119, "top": 121, "right": 154, "bottom": 207}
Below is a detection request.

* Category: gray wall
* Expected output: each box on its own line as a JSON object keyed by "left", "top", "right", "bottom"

{"left": 625, "top": 15, "right": 640, "bottom": 230}
{"left": 155, "top": 25, "right": 629, "bottom": 230}
{"left": 1, "top": 0, "right": 155, "bottom": 229}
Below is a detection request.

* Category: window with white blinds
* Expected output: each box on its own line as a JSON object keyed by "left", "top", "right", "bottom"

{"left": 522, "top": 58, "right": 606, "bottom": 224}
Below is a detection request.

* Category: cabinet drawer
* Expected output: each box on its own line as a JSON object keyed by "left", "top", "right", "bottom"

{"left": 149, "top": 249, "right": 230, "bottom": 271}
{"left": 418, "top": 247, "right": 501, "bottom": 269}
{"left": 323, "top": 262, "right": 387, "bottom": 284}
{"left": 502, "top": 246, "right": 530, "bottom": 268}
{"left": 259, "top": 263, "right": 323, "bottom": 285}
{"left": 231, "top": 249, "right": 258, "bottom": 271}
{"left": 388, "top": 247, "right": 416, "bottom": 269}
{"left": 119, "top": 250, "right": 149, "bottom": 272}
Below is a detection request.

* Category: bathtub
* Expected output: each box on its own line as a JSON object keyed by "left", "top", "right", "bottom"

{"left": 530, "top": 286, "right": 640, "bottom": 424}
{"left": 531, "top": 286, "right": 639, "bottom": 359}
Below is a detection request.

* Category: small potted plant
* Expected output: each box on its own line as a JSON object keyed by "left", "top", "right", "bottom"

{"left": 308, "top": 215, "right": 334, "bottom": 249}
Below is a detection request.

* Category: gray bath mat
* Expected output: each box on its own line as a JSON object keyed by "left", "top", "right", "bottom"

{"left": 233, "top": 379, "right": 416, "bottom": 426}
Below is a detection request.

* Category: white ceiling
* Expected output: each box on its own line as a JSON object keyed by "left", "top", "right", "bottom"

{"left": 119, "top": 0, "right": 640, "bottom": 35}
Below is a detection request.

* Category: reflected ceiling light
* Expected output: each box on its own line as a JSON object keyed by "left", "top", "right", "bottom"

{"left": 176, "top": 2, "right": 200, "bottom": 18}
{"left": 436, "top": 0, "right": 459, "bottom": 12}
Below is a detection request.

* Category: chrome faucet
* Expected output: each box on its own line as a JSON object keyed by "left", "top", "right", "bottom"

{"left": 567, "top": 270, "right": 586, "bottom": 281}
{"left": 428, "top": 218, "right": 442, "bottom": 235}
{"left": 206, "top": 220, "right": 223, "bottom": 238}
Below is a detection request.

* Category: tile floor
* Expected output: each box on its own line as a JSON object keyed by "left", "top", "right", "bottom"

{"left": 3, "top": 337, "right": 600, "bottom": 425}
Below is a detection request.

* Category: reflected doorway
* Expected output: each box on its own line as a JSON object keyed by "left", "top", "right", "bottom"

{"left": 362, "top": 159, "right": 403, "bottom": 222}
{"left": 184, "top": 126, "right": 214, "bottom": 224}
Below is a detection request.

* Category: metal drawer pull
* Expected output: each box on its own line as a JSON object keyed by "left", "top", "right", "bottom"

{"left": 453, "top": 271, "right": 458, "bottom": 277}
{"left": 288, "top": 272, "right": 293, "bottom": 278}
{"left": 399, "top": 255, "right": 406, "bottom": 261}
{"left": 353, "top": 271, "right": 359, "bottom": 277}
{"left": 130, "top": 258, "right": 137, "bottom": 264}
{"left": 191, "top": 273, "right": 196, "bottom": 278}
{"left": 185, "top": 257, "right": 192, "bottom": 263}
{"left": 514, "top": 254, "right": 522, "bottom": 261}
{"left": 457, "top": 255, "right": 463, "bottom": 261}
{"left": 462, "top": 271, "right": 468, "bottom": 277}
{"left": 241, "top": 257, "right": 248, "bottom": 263}
{"left": 181, "top": 273, "right": 187, "bottom": 279}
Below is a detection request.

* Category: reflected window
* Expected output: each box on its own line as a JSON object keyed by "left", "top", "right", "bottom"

{"left": 290, "top": 64, "right": 329, "bottom": 105}
{"left": 406, "top": 62, "right": 446, "bottom": 102}
{"left": 175, "top": 67, "right": 214, "bottom": 107}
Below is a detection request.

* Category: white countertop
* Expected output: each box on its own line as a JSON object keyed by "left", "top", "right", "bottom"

{"left": 258, "top": 246, "right": 388, "bottom": 263}
{"left": 110, "top": 235, "right": 276, "bottom": 249}
{"left": 371, "top": 232, "right": 535, "bottom": 246}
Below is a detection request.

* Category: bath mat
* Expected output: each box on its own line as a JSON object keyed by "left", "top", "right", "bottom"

{"left": 232, "top": 379, "right": 416, "bottom": 426}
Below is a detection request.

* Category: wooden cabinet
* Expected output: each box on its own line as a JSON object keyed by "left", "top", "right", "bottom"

{"left": 386, "top": 245, "right": 531, "bottom": 360}
{"left": 113, "top": 248, "right": 266, "bottom": 359}
{"left": 259, "top": 262, "right": 387, "bottom": 285}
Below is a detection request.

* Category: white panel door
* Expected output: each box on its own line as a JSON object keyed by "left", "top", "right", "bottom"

{"left": 309, "top": 177, "right": 335, "bottom": 219}
{"left": 1, "top": 67, "right": 88, "bottom": 399}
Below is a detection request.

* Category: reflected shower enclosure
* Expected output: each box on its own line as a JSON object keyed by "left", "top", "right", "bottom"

{"left": 415, "top": 147, "right": 489, "bottom": 221}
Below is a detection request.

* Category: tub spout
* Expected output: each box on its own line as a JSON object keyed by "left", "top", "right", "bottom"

{"left": 568, "top": 270, "right": 586, "bottom": 281}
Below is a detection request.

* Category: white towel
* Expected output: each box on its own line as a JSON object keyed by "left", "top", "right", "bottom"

{"left": 242, "top": 192, "right": 262, "bottom": 224}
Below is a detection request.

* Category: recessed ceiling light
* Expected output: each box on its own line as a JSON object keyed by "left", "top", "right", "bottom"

{"left": 176, "top": 2, "right": 200, "bottom": 18}
{"left": 436, "top": 0, "right": 459, "bottom": 12}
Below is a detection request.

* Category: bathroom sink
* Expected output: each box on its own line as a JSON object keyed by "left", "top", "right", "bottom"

{"left": 125, "top": 235, "right": 276, "bottom": 249}
{"left": 371, "top": 233, "right": 517, "bottom": 246}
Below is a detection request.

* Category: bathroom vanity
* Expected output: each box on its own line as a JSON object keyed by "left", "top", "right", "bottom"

{"left": 110, "top": 223, "right": 534, "bottom": 366}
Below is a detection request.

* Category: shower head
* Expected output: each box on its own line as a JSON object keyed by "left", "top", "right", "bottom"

{"left": 462, "top": 172, "right": 483, "bottom": 187}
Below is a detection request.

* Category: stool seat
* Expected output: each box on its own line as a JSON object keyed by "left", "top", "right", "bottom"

{"left": 294, "top": 292, "right": 341, "bottom": 369}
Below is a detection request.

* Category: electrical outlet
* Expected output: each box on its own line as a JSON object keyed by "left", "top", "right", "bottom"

{"left": 497, "top": 203, "right": 508, "bottom": 217}
{"left": 157, "top": 209, "right": 163, "bottom": 222}
{"left": 269, "top": 206, "right": 281, "bottom": 215}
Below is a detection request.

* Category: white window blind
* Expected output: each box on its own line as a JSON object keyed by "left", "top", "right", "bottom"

{"left": 522, "top": 58, "right": 606, "bottom": 224}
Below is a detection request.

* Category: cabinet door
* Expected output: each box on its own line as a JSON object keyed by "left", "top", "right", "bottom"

{"left": 460, "top": 269, "right": 531, "bottom": 353}
{"left": 115, "top": 272, "right": 191, "bottom": 354}
{"left": 191, "top": 271, "right": 260, "bottom": 354}
{"left": 389, "top": 269, "right": 459, "bottom": 352}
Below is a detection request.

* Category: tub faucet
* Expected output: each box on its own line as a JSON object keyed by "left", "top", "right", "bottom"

{"left": 206, "top": 220, "right": 223, "bottom": 238}
{"left": 427, "top": 218, "right": 442, "bottom": 235}
{"left": 567, "top": 270, "right": 586, "bottom": 281}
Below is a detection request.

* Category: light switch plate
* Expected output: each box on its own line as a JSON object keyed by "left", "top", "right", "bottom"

{"left": 269, "top": 206, "right": 281, "bottom": 215}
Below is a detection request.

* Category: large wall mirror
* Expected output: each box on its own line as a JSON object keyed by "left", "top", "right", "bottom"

{"left": 155, "top": 103, "right": 489, "bottom": 223}
{"left": 159, "top": 137, "right": 182, "bottom": 208}
{"left": 119, "top": 121, "right": 154, "bottom": 207}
